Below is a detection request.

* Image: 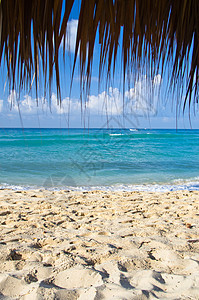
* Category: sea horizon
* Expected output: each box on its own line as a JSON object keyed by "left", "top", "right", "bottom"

{"left": 0, "top": 127, "right": 198, "bottom": 130}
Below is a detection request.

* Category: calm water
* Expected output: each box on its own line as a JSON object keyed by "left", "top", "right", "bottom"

{"left": 0, "top": 128, "right": 199, "bottom": 191}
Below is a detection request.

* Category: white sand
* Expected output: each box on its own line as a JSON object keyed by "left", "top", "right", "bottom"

{"left": 0, "top": 189, "right": 198, "bottom": 299}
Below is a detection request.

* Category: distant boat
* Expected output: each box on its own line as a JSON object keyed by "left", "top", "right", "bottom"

{"left": 129, "top": 128, "right": 138, "bottom": 132}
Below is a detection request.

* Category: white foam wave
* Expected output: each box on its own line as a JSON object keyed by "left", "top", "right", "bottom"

{"left": 1, "top": 179, "right": 199, "bottom": 192}
{"left": 109, "top": 133, "right": 123, "bottom": 136}
{"left": 0, "top": 183, "right": 38, "bottom": 191}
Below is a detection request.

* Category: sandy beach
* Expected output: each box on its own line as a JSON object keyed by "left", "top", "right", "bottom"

{"left": 0, "top": 189, "right": 198, "bottom": 299}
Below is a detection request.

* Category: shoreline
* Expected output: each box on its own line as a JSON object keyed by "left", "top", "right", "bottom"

{"left": 0, "top": 189, "right": 198, "bottom": 299}
{"left": 1, "top": 178, "right": 199, "bottom": 193}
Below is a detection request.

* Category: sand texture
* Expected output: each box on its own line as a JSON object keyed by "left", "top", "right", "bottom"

{"left": 0, "top": 189, "right": 198, "bottom": 299}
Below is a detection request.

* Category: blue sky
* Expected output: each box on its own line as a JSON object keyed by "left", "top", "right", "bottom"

{"left": 0, "top": 1, "right": 199, "bottom": 129}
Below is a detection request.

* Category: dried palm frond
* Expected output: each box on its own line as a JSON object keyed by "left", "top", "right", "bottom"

{"left": 0, "top": 0, "right": 74, "bottom": 101}
{"left": 0, "top": 0, "right": 198, "bottom": 110}
{"left": 74, "top": 0, "right": 199, "bottom": 110}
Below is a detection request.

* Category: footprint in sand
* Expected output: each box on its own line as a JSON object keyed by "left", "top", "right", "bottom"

{"left": 130, "top": 269, "right": 199, "bottom": 298}
{"left": 52, "top": 267, "right": 103, "bottom": 289}
{"left": 0, "top": 274, "right": 30, "bottom": 297}
{"left": 150, "top": 249, "right": 199, "bottom": 274}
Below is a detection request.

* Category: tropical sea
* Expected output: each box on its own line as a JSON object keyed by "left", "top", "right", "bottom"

{"left": 0, "top": 128, "right": 199, "bottom": 192}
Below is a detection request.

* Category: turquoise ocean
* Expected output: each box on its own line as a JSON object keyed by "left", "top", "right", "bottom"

{"left": 0, "top": 128, "right": 199, "bottom": 191}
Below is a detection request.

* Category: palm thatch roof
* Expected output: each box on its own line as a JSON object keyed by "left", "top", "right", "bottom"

{"left": 0, "top": 0, "right": 198, "bottom": 110}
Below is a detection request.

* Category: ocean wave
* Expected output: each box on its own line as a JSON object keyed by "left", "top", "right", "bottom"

{"left": 109, "top": 133, "right": 124, "bottom": 136}
{"left": 1, "top": 179, "right": 199, "bottom": 192}
{"left": 0, "top": 183, "right": 38, "bottom": 191}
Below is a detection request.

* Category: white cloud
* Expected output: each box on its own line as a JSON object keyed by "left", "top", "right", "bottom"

{"left": 153, "top": 74, "right": 162, "bottom": 85}
{"left": 88, "top": 87, "right": 123, "bottom": 115}
{"left": 125, "top": 75, "right": 162, "bottom": 116}
{"left": 7, "top": 90, "right": 17, "bottom": 110}
{"left": 4, "top": 88, "right": 123, "bottom": 117}
{"left": 63, "top": 19, "right": 78, "bottom": 53}
{"left": 3, "top": 75, "right": 162, "bottom": 118}
{"left": 0, "top": 100, "right": 3, "bottom": 112}
{"left": 6, "top": 91, "right": 43, "bottom": 115}
{"left": 50, "top": 93, "right": 81, "bottom": 115}
{"left": 87, "top": 75, "right": 162, "bottom": 117}
{"left": 4, "top": 91, "right": 81, "bottom": 116}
